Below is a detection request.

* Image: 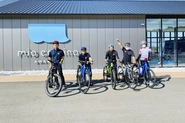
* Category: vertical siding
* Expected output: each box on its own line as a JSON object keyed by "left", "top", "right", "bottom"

{"left": 97, "top": 15, "right": 106, "bottom": 68}
{"left": 120, "top": 15, "right": 130, "bottom": 60}
{"left": 105, "top": 15, "right": 114, "bottom": 53}
{"left": 29, "top": 16, "right": 39, "bottom": 70}
{"left": 72, "top": 15, "right": 81, "bottom": 69}
{"left": 3, "top": 18, "right": 13, "bottom": 70}
{"left": 0, "top": 15, "right": 145, "bottom": 70}
{"left": 12, "top": 15, "right": 21, "bottom": 70}
{"left": 129, "top": 15, "right": 138, "bottom": 58}
{"left": 62, "top": 15, "right": 73, "bottom": 69}
{"left": 89, "top": 15, "right": 98, "bottom": 69}
{"left": 21, "top": 16, "right": 30, "bottom": 70}
{"left": 38, "top": 15, "right": 48, "bottom": 70}
{"left": 0, "top": 16, "right": 3, "bottom": 70}
{"left": 113, "top": 15, "right": 122, "bottom": 60}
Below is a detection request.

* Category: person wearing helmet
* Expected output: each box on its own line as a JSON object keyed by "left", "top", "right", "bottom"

{"left": 48, "top": 40, "right": 66, "bottom": 90}
{"left": 105, "top": 44, "right": 120, "bottom": 81}
{"left": 136, "top": 40, "right": 152, "bottom": 86}
{"left": 136, "top": 40, "right": 152, "bottom": 65}
{"left": 78, "top": 46, "right": 94, "bottom": 86}
{"left": 116, "top": 39, "right": 136, "bottom": 65}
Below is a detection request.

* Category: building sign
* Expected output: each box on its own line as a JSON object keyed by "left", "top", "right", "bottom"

{"left": 28, "top": 24, "right": 70, "bottom": 43}
{"left": 18, "top": 48, "right": 79, "bottom": 65}
{"left": 25, "top": 23, "right": 75, "bottom": 64}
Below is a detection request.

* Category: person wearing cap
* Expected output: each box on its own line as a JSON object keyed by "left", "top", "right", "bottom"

{"left": 136, "top": 40, "right": 152, "bottom": 66}
{"left": 78, "top": 46, "right": 94, "bottom": 86}
{"left": 116, "top": 39, "right": 136, "bottom": 65}
{"left": 105, "top": 44, "right": 120, "bottom": 81}
{"left": 48, "top": 40, "right": 66, "bottom": 90}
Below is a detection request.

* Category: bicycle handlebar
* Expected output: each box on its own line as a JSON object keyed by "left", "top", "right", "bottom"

{"left": 48, "top": 60, "right": 60, "bottom": 64}
{"left": 78, "top": 60, "right": 92, "bottom": 64}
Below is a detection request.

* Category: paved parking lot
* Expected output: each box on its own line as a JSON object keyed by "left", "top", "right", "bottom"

{"left": 0, "top": 77, "right": 185, "bottom": 123}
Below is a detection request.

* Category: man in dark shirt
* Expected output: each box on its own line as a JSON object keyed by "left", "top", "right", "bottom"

{"left": 116, "top": 39, "right": 136, "bottom": 65}
{"left": 78, "top": 46, "right": 94, "bottom": 85}
{"left": 48, "top": 40, "right": 66, "bottom": 90}
{"left": 105, "top": 44, "right": 120, "bottom": 80}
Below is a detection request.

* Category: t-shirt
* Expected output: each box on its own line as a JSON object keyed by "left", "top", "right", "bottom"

{"left": 105, "top": 50, "right": 119, "bottom": 63}
{"left": 139, "top": 47, "right": 151, "bottom": 61}
{"left": 49, "top": 48, "right": 65, "bottom": 62}
{"left": 122, "top": 47, "right": 135, "bottom": 65}
{"left": 79, "top": 53, "right": 91, "bottom": 66}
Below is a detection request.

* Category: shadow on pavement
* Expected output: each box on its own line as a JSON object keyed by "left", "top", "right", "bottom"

{"left": 57, "top": 75, "right": 172, "bottom": 97}
{"left": 86, "top": 79, "right": 109, "bottom": 95}
{"left": 57, "top": 82, "right": 81, "bottom": 98}
{"left": 115, "top": 82, "right": 129, "bottom": 91}
{"left": 151, "top": 75, "right": 171, "bottom": 89}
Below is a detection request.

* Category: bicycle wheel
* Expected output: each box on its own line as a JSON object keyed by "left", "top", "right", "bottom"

{"left": 76, "top": 66, "right": 81, "bottom": 84}
{"left": 111, "top": 69, "right": 117, "bottom": 90}
{"left": 79, "top": 71, "right": 91, "bottom": 94}
{"left": 144, "top": 68, "right": 156, "bottom": 88}
{"left": 125, "top": 69, "right": 138, "bottom": 89}
{"left": 45, "top": 74, "right": 63, "bottom": 97}
{"left": 103, "top": 66, "right": 108, "bottom": 82}
{"left": 117, "top": 66, "right": 124, "bottom": 82}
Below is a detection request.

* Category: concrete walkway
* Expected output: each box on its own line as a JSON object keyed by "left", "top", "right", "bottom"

{"left": 0, "top": 72, "right": 184, "bottom": 82}
{"left": 0, "top": 78, "right": 185, "bottom": 123}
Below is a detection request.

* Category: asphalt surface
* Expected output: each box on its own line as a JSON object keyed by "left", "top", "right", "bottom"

{"left": 0, "top": 77, "right": 185, "bottom": 123}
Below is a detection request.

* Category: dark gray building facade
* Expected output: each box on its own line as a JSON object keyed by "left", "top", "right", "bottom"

{"left": 0, "top": 0, "right": 185, "bottom": 70}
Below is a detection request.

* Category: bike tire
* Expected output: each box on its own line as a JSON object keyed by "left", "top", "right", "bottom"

{"left": 76, "top": 66, "right": 81, "bottom": 83}
{"left": 111, "top": 69, "right": 117, "bottom": 90}
{"left": 117, "top": 65, "right": 124, "bottom": 82}
{"left": 144, "top": 68, "right": 156, "bottom": 88}
{"left": 79, "top": 71, "right": 91, "bottom": 94}
{"left": 125, "top": 69, "right": 138, "bottom": 89}
{"left": 45, "top": 74, "right": 63, "bottom": 97}
{"left": 103, "top": 66, "right": 108, "bottom": 82}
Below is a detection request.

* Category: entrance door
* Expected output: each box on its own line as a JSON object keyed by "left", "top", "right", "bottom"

{"left": 147, "top": 19, "right": 162, "bottom": 67}
{"left": 162, "top": 19, "right": 177, "bottom": 67}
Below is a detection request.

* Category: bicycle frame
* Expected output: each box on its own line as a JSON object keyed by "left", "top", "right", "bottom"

{"left": 48, "top": 60, "right": 60, "bottom": 76}
{"left": 137, "top": 61, "right": 149, "bottom": 76}
{"left": 124, "top": 64, "right": 132, "bottom": 79}
{"left": 105, "top": 62, "right": 114, "bottom": 75}
{"left": 79, "top": 63, "right": 91, "bottom": 81}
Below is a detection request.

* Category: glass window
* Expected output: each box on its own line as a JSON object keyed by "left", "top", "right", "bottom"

{"left": 146, "top": 19, "right": 161, "bottom": 67}
{"left": 162, "top": 19, "right": 177, "bottom": 67}
{"left": 147, "top": 19, "right": 161, "bottom": 32}
{"left": 162, "top": 19, "right": 176, "bottom": 32}
{"left": 178, "top": 19, "right": 185, "bottom": 66}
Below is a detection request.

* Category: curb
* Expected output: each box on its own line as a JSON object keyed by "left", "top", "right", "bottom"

{"left": 0, "top": 72, "right": 184, "bottom": 83}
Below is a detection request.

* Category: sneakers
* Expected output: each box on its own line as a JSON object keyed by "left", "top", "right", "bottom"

{"left": 149, "top": 81, "right": 154, "bottom": 87}
{"left": 90, "top": 82, "right": 94, "bottom": 86}
{"left": 54, "top": 85, "right": 59, "bottom": 90}
{"left": 62, "top": 85, "right": 67, "bottom": 91}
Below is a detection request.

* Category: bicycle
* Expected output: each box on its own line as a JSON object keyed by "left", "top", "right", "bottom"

{"left": 45, "top": 60, "right": 63, "bottom": 97}
{"left": 103, "top": 60, "right": 117, "bottom": 90}
{"left": 132, "top": 61, "right": 156, "bottom": 88}
{"left": 118, "top": 62, "right": 138, "bottom": 89}
{"left": 76, "top": 60, "right": 92, "bottom": 94}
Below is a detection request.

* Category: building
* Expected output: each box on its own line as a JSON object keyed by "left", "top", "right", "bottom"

{"left": 0, "top": 0, "right": 185, "bottom": 71}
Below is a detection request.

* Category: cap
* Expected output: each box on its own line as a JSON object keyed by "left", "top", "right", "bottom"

{"left": 125, "top": 42, "right": 131, "bottom": 46}
{"left": 52, "top": 40, "right": 59, "bottom": 44}
{"left": 140, "top": 40, "right": 147, "bottom": 45}
{"left": 81, "top": 46, "right": 87, "bottom": 51}
{"left": 108, "top": 44, "right": 114, "bottom": 48}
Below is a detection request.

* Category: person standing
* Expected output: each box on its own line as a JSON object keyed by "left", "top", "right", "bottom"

{"left": 104, "top": 44, "right": 120, "bottom": 81}
{"left": 116, "top": 39, "right": 136, "bottom": 65}
{"left": 48, "top": 40, "right": 66, "bottom": 90}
